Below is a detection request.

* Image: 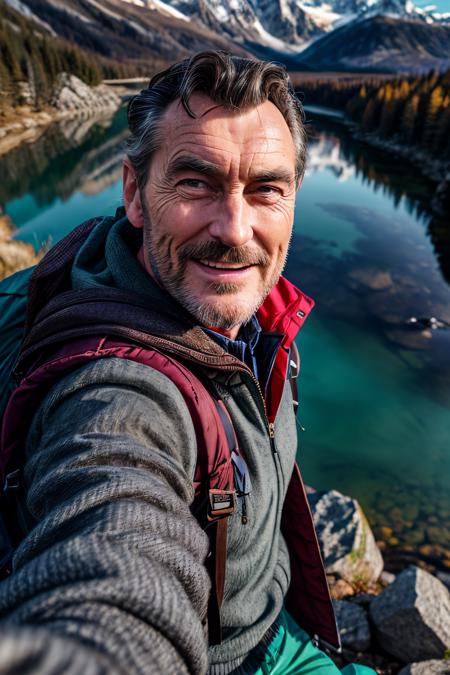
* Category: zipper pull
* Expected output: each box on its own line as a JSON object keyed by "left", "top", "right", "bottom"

{"left": 268, "top": 423, "right": 277, "bottom": 454}
{"left": 241, "top": 495, "right": 248, "bottom": 525}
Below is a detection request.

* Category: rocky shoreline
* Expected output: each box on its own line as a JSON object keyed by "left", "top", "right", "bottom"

{"left": 350, "top": 128, "right": 449, "bottom": 186}
{"left": 0, "top": 74, "right": 121, "bottom": 157}
{"left": 307, "top": 105, "right": 450, "bottom": 224}
{"left": 308, "top": 489, "right": 450, "bottom": 674}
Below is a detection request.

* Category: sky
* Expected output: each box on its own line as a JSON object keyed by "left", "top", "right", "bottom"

{"left": 413, "top": 0, "right": 450, "bottom": 11}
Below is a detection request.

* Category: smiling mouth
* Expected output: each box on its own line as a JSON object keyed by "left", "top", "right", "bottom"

{"left": 196, "top": 259, "right": 253, "bottom": 271}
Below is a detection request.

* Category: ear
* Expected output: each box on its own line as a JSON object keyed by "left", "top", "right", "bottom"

{"left": 123, "top": 159, "right": 144, "bottom": 229}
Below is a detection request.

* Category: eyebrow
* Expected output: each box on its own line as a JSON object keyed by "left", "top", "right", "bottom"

{"left": 166, "top": 155, "right": 295, "bottom": 185}
{"left": 166, "top": 156, "right": 222, "bottom": 181}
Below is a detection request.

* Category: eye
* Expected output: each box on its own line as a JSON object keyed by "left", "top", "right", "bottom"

{"left": 253, "top": 184, "right": 282, "bottom": 202}
{"left": 177, "top": 179, "right": 209, "bottom": 190}
{"left": 256, "top": 185, "right": 279, "bottom": 194}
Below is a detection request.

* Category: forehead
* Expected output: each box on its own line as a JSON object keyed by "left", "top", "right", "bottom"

{"left": 157, "top": 93, "right": 296, "bottom": 170}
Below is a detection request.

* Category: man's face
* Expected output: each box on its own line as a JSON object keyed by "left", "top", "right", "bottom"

{"left": 124, "top": 94, "right": 297, "bottom": 336}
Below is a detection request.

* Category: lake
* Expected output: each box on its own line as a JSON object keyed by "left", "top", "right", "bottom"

{"left": 2, "top": 104, "right": 449, "bottom": 570}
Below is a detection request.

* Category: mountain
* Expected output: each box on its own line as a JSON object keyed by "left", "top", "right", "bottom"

{"left": 5, "top": 0, "right": 450, "bottom": 75}
{"left": 125, "top": 0, "right": 450, "bottom": 72}
{"left": 5, "top": 0, "right": 247, "bottom": 64}
{"left": 299, "top": 0, "right": 450, "bottom": 27}
{"left": 156, "top": 0, "right": 322, "bottom": 51}
{"left": 296, "top": 14, "right": 450, "bottom": 72}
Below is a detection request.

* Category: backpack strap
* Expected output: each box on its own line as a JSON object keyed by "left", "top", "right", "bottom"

{"left": 1, "top": 335, "right": 239, "bottom": 645}
{"left": 207, "top": 397, "right": 250, "bottom": 645}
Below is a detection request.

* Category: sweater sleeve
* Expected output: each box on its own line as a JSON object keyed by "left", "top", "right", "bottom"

{"left": 0, "top": 357, "right": 211, "bottom": 675}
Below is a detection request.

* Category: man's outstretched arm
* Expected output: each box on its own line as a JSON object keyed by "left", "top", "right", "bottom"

{"left": 0, "top": 357, "right": 211, "bottom": 674}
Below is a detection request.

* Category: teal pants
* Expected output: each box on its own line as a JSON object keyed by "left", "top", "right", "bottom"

{"left": 251, "top": 610, "right": 376, "bottom": 675}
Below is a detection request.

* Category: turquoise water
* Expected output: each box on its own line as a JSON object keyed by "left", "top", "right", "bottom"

{"left": 2, "top": 106, "right": 449, "bottom": 562}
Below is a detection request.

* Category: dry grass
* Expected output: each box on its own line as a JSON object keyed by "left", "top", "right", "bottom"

{"left": 0, "top": 215, "right": 42, "bottom": 281}
{"left": 0, "top": 216, "right": 14, "bottom": 239}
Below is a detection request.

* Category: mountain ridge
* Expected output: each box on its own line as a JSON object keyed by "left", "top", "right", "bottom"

{"left": 5, "top": 0, "right": 450, "bottom": 74}
{"left": 296, "top": 14, "right": 450, "bottom": 73}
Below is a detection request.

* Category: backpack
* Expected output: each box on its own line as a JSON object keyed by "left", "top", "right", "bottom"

{"left": 0, "top": 267, "right": 34, "bottom": 416}
{"left": 0, "top": 220, "right": 341, "bottom": 651}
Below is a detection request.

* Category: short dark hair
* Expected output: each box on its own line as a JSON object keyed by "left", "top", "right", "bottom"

{"left": 126, "top": 51, "right": 306, "bottom": 190}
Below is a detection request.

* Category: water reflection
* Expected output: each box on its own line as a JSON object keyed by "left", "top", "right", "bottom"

{"left": 0, "top": 109, "right": 127, "bottom": 214}
{"left": 306, "top": 136, "right": 355, "bottom": 183}
{"left": 306, "top": 118, "right": 450, "bottom": 298}
{"left": 307, "top": 120, "right": 436, "bottom": 219}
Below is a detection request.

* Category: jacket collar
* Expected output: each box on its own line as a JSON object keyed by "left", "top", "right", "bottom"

{"left": 257, "top": 275, "right": 315, "bottom": 348}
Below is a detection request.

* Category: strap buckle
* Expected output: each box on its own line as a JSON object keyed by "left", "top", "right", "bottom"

{"left": 207, "top": 489, "right": 235, "bottom": 521}
{"left": 3, "top": 469, "right": 21, "bottom": 497}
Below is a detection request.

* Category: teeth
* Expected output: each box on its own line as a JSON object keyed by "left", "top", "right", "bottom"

{"left": 199, "top": 259, "right": 248, "bottom": 270}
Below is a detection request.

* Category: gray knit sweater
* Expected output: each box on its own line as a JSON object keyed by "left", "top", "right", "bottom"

{"left": 0, "top": 213, "right": 299, "bottom": 674}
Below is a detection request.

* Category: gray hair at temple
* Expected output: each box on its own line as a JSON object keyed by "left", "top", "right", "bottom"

{"left": 125, "top": 51, "right": 307, "bottom": 191}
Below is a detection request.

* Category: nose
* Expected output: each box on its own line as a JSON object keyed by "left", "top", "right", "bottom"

{"left": 208, "top": 193, "right": 254, "bottom": 248}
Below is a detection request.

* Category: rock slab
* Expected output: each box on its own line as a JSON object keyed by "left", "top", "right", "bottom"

{"left": 398, "top": 660, "right": 450, "bottom": 674}
{"left": 308, "top": 489, "right": 383, "bottom": 586}
{"left": 370, "top": 565, "right": 450, "bottom": 662}
{"left": 51, "top": 73, "right": 121, "bottom": 113}
{"left": 333, "top": 600, "right": 371, "bottom": 652}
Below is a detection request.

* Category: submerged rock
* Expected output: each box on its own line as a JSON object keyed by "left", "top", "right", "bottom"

{"left": 333, "top": 600, "right": 371, "bottom": 652}
{"left": 308, "top": 490, "right": 383, "bottom": 586}
{"left": 347, "top": 267, "right": 393, "bottom": 291}
{"left": 370, "top": 565, "right": 450, "bottom": 662}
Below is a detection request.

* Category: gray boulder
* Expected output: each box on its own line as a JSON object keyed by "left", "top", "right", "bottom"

{"left": 370, "top": 566, "right": 450, "bottom": 662}
{"left": 398, "top": 660, "right": 450, "bottom": 674}
{"left": 308, "top": 489, "right": 383, "bottom": 586}
{"left": 333, "top": 600, "right": 371, "bottom": 652}
{"left": 438, "top": 572, "right": 450, "bottom": 593}
{"left": 51, "top": 73, "right": 120, "bottom": 114}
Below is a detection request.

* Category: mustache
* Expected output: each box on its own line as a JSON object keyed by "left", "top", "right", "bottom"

{"left": 179, "top": 241, "right": 270, "bottom": 266}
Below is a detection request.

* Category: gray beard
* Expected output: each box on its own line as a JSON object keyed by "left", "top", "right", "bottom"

{"left": 140, "top": 205, "right": 289, "bottom": 330}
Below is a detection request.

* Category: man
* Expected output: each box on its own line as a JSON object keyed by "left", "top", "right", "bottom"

{"left": 0, "top": 52, "right": 375, "bottom": 675}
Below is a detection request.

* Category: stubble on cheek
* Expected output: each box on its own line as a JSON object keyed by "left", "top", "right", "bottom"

{"left": 143, "top": 220, "right": 180, "bottom": 290}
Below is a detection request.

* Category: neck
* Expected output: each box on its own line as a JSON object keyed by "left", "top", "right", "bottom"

{"left": 207, "top": 325, "right": 241, "bottom": 340}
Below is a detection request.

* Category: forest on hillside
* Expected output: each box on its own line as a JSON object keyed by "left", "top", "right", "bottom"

{"left": 0, "top": 0, "right": 152, "bottom": 118}
{"left": 298, "top": 70, "right": 450, "bottom": 165}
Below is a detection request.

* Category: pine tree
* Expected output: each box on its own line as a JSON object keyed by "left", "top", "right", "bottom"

{"left": 422, "top": 86, "right": 445, "bottom": 148}
{"left": 431, "top": 96, "right": 450, "bottom": 155}
{"left": 362, "top": 98, "right": 379, "bottom": 132}
{"left": 401, "top": 94, "right": 420, "bottom": 145}
{"left": 378, "top": 83, "right": 397, "bottom": 137}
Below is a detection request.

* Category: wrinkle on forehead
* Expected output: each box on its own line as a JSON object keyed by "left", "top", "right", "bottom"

{"left": 164, "top": 94, "right": 291, "bottom": 143}
{"left": 152, "top": 94, "right": 296, "bottom": 184}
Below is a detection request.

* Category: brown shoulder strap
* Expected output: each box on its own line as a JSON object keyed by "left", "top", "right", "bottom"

{"left": 205, "top": 398, "right": 239, "bottom": 645}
